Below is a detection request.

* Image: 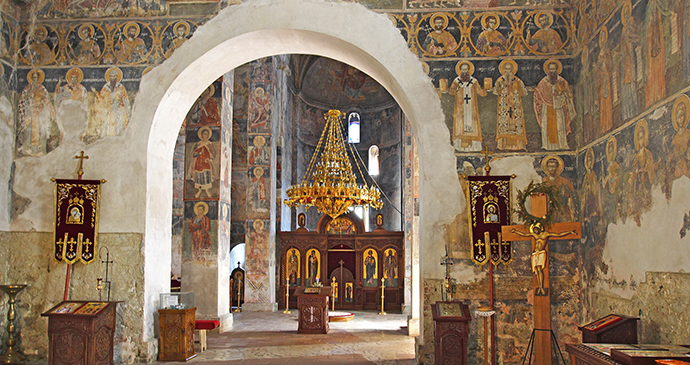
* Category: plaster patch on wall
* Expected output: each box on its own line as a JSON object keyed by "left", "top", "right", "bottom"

{"left": 603, "top": 178, "right": 690, "bottom": 298}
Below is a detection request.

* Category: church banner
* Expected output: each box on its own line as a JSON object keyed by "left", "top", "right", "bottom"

{"left": 467, "top": 176, "right": 512, "bottom": 267}
{"left": 53, "top": 179, "right": 102, "bottom": 265}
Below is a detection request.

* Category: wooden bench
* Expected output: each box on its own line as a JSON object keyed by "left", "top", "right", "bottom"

{"left": 194, "top": 319, "right": 220, "bottom": 352}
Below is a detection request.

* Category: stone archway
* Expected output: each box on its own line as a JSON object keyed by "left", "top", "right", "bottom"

{"left": 133, "top": 0, "right": 463, "bottom": 350}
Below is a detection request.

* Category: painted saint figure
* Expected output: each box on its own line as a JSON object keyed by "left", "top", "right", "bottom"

{"left": 448, "top": 61, "right": 487, "bottom": 152}
{"left": 189, "top": 126, "right": 215, "bottom": 198}
{"left": 165, "top": 21, "right": 190, "bottom": 58}
{"left": 533, "top": 59, "right": 576, "bottom": 150}
{"left": 114, "top": 22, "right": 147, "bottom": 63}
{"left": 603, "top": 136, "right": 621, "bottom": 195}
{"left": 25, "top": 26, "right": 55, "bottom": 65}
{"left": 248, "top": 135, "right": 270, "bottom": 166}
{"left": 541, "top": 156, "right": 575, "bottom": 222}
{"left": 249, "top": 167, "right": 268, "bottom": 212}
{"left": 307, "top": 249, "right": 319, "bottom": 285}
{"left": 597, "top": 28, "right": 613, "bottom": 134}
{"left": 620, "top": 2, "right": 640, "bottom": 121}
{"left": 17, "top": 69, "right": 57, "bottom": 157}
{"left": 188, "top": 202, "right": 212, "bottom": 261}
{"left": 476, "top": 13, "right": 509, "bottom": 56}
{"left": 668, "top": 95, "right": 690, "bottom": 180}
{"left": 582, "top": 148, "right": 602, "bottom": 240}
{"left": 645, "top": 0, "right": 667, "bottom": 108}
{"left": 510, "top": 222, "right": 576, "bottom": 295}
{"left": 287, "top": 249, "right": 300, "bottom": 286}
{"left": 92, "top": 67, "right": 130, "bottom": 138}
{"left": 72, "top": 23, "right": 101, "bottom": 64}
{"left": 492, "top": 59, "right": 527, "bottom": 150}
{"left": 364, "top": 249, "right": 377, "bottom": 286}
{"left": 195, "top": 84, "right": 219, "bottom": 126}
{"left": 383, "top": 249, "right": 397, "bottom": 286}
{"left": 55, "top": 67, "right": 88, "bottom": 109}
{"left": 526, "top": 12, "right": 563, "bottom": 54}
{"left": 629, "top": 120, "right": 656, "bottom": 226}
{"left": 423, "top": 13, "right": 458, "bottom": 56}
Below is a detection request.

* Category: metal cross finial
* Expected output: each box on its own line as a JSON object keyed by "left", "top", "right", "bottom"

{"left": 75, "top": 151, "right": 89, "bottom": 179}
{"left": 482, "top": 147, "right": 493, "bottom": 175}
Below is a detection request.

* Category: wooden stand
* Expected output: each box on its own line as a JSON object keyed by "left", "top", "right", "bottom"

{"left": 41, "top": 301, "right": 118, "bottom": 365}
{"left": 431, "top": 301, "right": 471, "bottom": 365}
{"left": 158, "top": 307, "right": 196, "bottom": 362}
{"left": 578, "top": 314, "right": 639, "bottom": 344}
{"left": 295, "top": 287, "right": 330, "bottom": 334}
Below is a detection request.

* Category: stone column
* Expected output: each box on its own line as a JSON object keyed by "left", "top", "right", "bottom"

{"left": 181, "top": 77, "right": 232, "bottom": 330}
{"left": 243, "top": 58, "right": 277, "bottom": 311}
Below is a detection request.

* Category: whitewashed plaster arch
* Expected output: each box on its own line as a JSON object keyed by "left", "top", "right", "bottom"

{"left": 135, "top": 0, "right": 463, "bottom": 341}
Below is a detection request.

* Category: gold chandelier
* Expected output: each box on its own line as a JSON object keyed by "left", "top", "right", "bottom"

{"left": 284, "top": 109, "right": 383, "bottom": 219}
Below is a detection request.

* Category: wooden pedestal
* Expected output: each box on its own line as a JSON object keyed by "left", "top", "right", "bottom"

{"left": 295, "top": 287, "right": 330, "bottom": 334}
{"left": 431, "top": 301, "right": 471, "bottom": 365}
{"left": 158, "top": 308, "right": 196, "bottom": 361}
{"left": 41, "top": 301, "right": 118, "bottom": 365}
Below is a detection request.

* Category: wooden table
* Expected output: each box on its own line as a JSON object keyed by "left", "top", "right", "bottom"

{"left": 566, "top": 344, "right": 626, "bottom": 365}
{"left": 295, "top": 286, "right": 331, "bottom": 334}
{"left": 41, "top": 301, "right": 118, "bottom": 365}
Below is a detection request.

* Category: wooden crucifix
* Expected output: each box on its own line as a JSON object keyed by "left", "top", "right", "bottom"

{"left": 501, "top": 194, "right": 581, "bottom": 365}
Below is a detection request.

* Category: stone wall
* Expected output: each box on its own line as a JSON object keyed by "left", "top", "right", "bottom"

{"left": 0, "top": 232, "right": 148, "bottom": 362}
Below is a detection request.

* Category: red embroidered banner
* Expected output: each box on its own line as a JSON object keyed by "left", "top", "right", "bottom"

{"left": 467, "top": 176, "right": 512, "bottom": 267}
{"left": 53, "top": 179, "right": 101, "bottom": 264}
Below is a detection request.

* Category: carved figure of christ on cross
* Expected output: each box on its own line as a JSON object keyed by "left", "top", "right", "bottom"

{"left": 501, "top": 194, "right": 581, "bottom": 365}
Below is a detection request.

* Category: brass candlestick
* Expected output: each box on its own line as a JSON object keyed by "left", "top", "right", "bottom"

{"left": 378, "top": 280, "right": 386, "bottom": 315}
{"left": 0, "top": 285, "right": 27, "bottom": 364}
{"left": 283, "top": 277, "right": 291, "bottom": 314}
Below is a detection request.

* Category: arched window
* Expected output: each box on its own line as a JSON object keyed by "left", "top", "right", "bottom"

{"left": 368, "top": 145, "right": 379, "bottom": 176}
{"left": 348, "top": 112, "right": 360, "bottom": 144}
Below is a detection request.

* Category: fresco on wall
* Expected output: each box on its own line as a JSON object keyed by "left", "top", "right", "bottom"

{"left": 183, "top": 200, "right": 218, "bottom": 263}
{"left": 247, "top": 166, "right": 269, "bottom": 216}
{"left": 16, "top": 69, "right": 60, "bottom": 157}
{"left": 34, "top": 0, "right": 165, "bottom": 18}
{"left": 20, "top": 25, "right": 58, "bottom": 66}
{"left": 432, "top": 57, "right": 577, "bottom": 153}
{"left": 185, "top": 125, "right": 220, "bottom": 199}
{"left": 163, "top": 20, "right": 193, "bottom": 59}
{"left": 83, "top": 67, "right": 131, "bottom": 143}
{"left": 0, "top": 15, "right": 11, "bottom": 60}
{"left": 187, "top": 83, "right": 220, "bottom": 126}
{"left": 248, "top": 84, "right": 271, "bottom": 134}
{"left": 66, "top": 23, "right": 105, "bottom": 65}
{"left": 246, "top": 219, "right": 269, "bottom": 276}
{"left": 248, "top": 135, "right": 270, "bottom": 166}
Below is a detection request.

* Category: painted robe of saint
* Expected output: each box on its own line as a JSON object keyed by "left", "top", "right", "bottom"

{"left": 629, "top": 120, "right": 655, "bottom": 226}
{"left": 541, "top": 156, "right": 575, "bottom": 222}
{"left": 72, "top": 24, "right": 101, "bottom": 64}
{"left": 476, "top": 14, "right": 508, "bottom": 56}
{"left": 620, "top": 2, "right": 640, "bottom": 121}
{"left": 114, "top": 23, "right": 147, "bottom": 63}
{"left": 597, "top": 28, "right": 613, "bottom": 134}
{"left": 189, "top": 202, "right": 212, "bottom": 261}
{"left": 533, "top": 60, "right": 575, "bottom": 150}
{"left": 189, "top": 127, "right": 215, "bottom": 198}
{"left": 55, "top": 68, "right": 88, "bottom": 110}
{"left": 526, "top": 12, "right": 563, "bottom": 54}
{"left": 449, "top": 61, "right": 486, "bottom": 152}
{"left": 249, "top": 167, "right": 268, "bottom": 212}
{"left": 582, "top": 149, "right": 602, "bottom": 240}
{"left": 493, "top": 59, "right": 527, "bottom": 150}
{"left": 423, "top": 13, "right": 458, "bottom": 56}
{"left": 17, "top": 69, "right": 57, "bottom": 157}
{"left": 645, "top": 0, "right": 667, "bottom": 108}
{"left": 668, "top": 96, "right": 690, "bottom": 180}
{"left": 92, "top": 67, "right": 130, "bottom": 138}
{"left": 164, "top": 22, "right": 190, "bottom": 58}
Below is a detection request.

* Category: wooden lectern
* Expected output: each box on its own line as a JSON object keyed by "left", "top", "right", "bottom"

{"left": 158, "top": 307, "right": 196, "bottom": 361}
{"left": 294, "top": 286, "right": 331, "bottom": 334}
{"left": 579, "top": 314, "right": 639, "bottom": 344}
{"left": 42, "top": 301, "right": 118, "bottom": 365}
{"left": 431, "top": 301, "right": 472, "bottom": 365}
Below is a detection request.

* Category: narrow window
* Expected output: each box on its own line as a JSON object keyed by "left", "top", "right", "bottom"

{"left": 348, "top": 112, "right": 360, "bottom": 144}
{"left": 368, "top": 145, "right": 379, "bottom": 176}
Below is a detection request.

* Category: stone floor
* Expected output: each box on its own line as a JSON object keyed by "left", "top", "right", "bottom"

{"left": 150, "top": 310, "right": 415, "bottom": 365}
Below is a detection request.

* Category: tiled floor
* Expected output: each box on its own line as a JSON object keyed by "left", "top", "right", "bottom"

{"left": 152, "top": 310, "right": 416, "bottom": 364}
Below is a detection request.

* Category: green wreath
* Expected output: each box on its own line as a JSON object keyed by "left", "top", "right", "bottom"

{"left": 513, "top": 181, "right": 562, "bottom": 228}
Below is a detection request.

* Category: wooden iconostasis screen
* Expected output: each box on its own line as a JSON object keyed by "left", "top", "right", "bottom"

{"left": 277, "top": 213, "right": 404, "bottom": 312}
